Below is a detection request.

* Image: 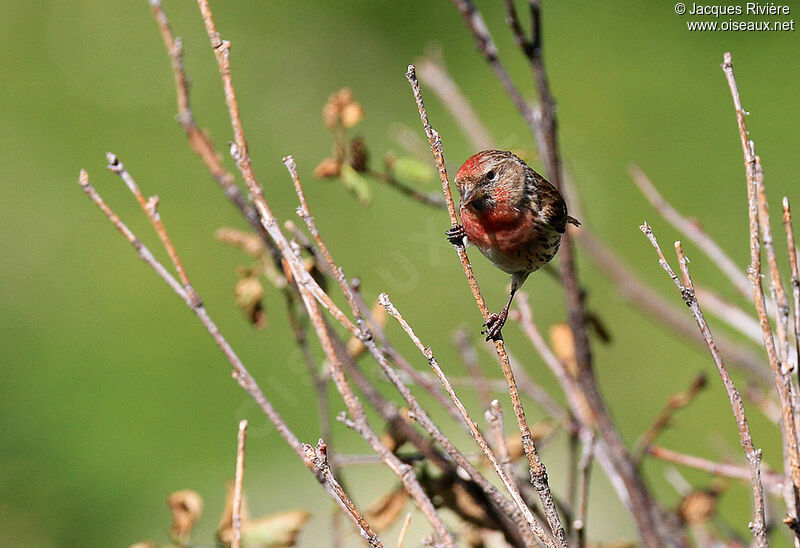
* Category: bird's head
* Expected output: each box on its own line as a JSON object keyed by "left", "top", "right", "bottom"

{"left": 454, "top": 150, "right": 527, "bottom": 215}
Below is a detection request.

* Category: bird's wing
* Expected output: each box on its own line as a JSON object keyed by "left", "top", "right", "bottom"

{"left": 532, "top": 173, "right": 570, "bottom": 233}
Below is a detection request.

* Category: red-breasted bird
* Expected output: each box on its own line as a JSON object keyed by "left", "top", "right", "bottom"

{"left": 446, "top": 150, "right": 579, "bottom": 341}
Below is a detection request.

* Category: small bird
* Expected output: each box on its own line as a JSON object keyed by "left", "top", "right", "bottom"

{"left": 446, "top": 150, "right": 579, "bottom": 341}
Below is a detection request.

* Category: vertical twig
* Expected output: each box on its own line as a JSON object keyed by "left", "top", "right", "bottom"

{"left": 231, "top": 419, "right": 248, "bottom": 548}
{"left": 485, "top": 400, "right": 522, "bottom": 499}
{"left": 784, "top": 198, "right": 800, "bottom": 374}
{"left": 304, "top": 439, "right": 385, "bottom": 548}
{"left": 640, "top": 224, "right": 767, "bottom": 546}
{"left": 755, "top": 159, "right": 792, "bottom": 367}
{"left": 395, "top": 513, "right": 412, "bottom": 548}
{"left": 406, "top": 64, "right": 568, "bottom": 547}
{"left": 572, "top": 433, "right": 595, "bottom": 548}
{"left": 722, "top": 52, "right": 800, "bottom": 530}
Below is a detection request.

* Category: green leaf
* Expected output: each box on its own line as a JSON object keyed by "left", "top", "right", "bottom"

{"left": 392, "top": 156, "right": 435, "bottom": 184}
{"left": 340, "top": 164, "right": 372, "bottom": 206}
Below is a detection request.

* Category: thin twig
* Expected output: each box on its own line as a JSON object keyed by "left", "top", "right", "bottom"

{"left": 298, "top": 270, "right": 454, "bottom": 546}
{"left": 406, "top": 64, "right": 567, "bottom": 547}
{"left": 640, "top": 224, "right": 767, "bottom": 545}
{"left": 572, "top": 433, "right": 595, "bottom": 548}
{"left": 485, "top": 400, "right": 522, "bottom": 499}
{"left": 647, "top": 445, "right": 783, "bottom": 496}
{"left": 784, "top": 198, "right": 800, "bottom": 374}
{"left": 448, "top": 0, "right": 537, "bottom": 138}
{"left": 395, "top": 513, "right": 412, "bottom": 548}
{"left": 722, "top": 52, "right": 800, "bottom": 530}
{"left": 303, "top": 439, "right": 385, "bottom": 548}
{"left": 634, "top": 374, "right": 708, "bottom": 461}
{"left": 755, "top": 159, "right": 792, "bottom": 367}
{"left": 231, "top": 419, "right": 248, "bottom": 548}
{"left": 106, "top": 153, "right": 196, "bottom": 299}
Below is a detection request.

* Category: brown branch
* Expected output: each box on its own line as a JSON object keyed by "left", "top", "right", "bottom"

{"left": 784, "top": 198, "right": 800, "bottom": 374}
{"left": 647, "top": 445, "right": 783, "bottom": 496}
{"left": 231, "top": 419, "right": 247, "bottom": 548}
{"left": 634, "top": 374, "right": 708, "bottom": 461}
{"left": 303, "top": 439, "right": 384, "bottom": 548}
{"left": 381, "top": 294, "right": 558, "bottom": 548}
{"left": 297, "top": 270, "right": 455, "bottom": 545}
{"left": 640, "top": 224, "right": 767, "bottom": 545}
{"left": 406, "top": 64, "right": 567, "bottom": 547}
{"left": 722, "top": 52, "right": 800, "bottom": 529}
{"left": 755, "top": 160, "right": 792, "bottom": 366}
{"left": 106, "top": 153, "right": 196, "bottom": 299}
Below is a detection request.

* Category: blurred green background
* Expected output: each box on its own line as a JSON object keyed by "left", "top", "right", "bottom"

{"left": 2, "top": 0, "right": 799, "bottom": 546}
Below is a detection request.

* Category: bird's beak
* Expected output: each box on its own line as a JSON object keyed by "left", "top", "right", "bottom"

{"left": 461, "top": 187, "right": 479, "bottom": 208}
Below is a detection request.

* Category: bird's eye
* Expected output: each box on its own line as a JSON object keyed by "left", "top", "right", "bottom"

{"left": 486, "top": 170, "right": 496, "bottom": 181}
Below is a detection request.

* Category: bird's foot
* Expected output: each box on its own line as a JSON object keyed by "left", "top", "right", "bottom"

{"left": 482, "top": 311, "right": 507, "bottom": 341}
{"left": 445, "top": 224, "right": 466, "bottom": 246}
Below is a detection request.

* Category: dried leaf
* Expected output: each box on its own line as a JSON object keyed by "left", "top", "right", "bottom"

{"left": 235, "top": 276, "right": 266, "bottom": 329}
{"left": 348, "top": 136, "right": 369, "bottom": 172}
{"left": 313, "top": 157, "right": 341, "bottom": 179}
{"left": 346, "top": 297, "right": 387, "bottom": 359}
{"left": 392, "top": 156, "right": 435, "bottom": 184}
{"left": 366, "top": 486, "right": 408, "bottom": 531}
{"left": 677, "top": 489, "right": 717, "bottom": 524}
{"left": 322, "top": 87, "right": 363, "bottom": 129}
{"left": 380, "top": 407, "right": 411, "bottom": 453}
{"left": 339, "top": 164, "right": 371, "bottom": 206}
{"left": 549, "top": 323, "right": 577, "bottom": 378}
{"left": 244, "top": 509, "right": 311, "bottom": 547}
{"left": 216, "top": 228, "right": 265, "bottom": 257}
{"left": 340, "top": 102, "right": 364, "bottom": 128}
{"left": 166, "top": 489, "right": 203, "bottom": 544}
{"left": 506, "top": 420, "right": 554, "bottom": 460}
